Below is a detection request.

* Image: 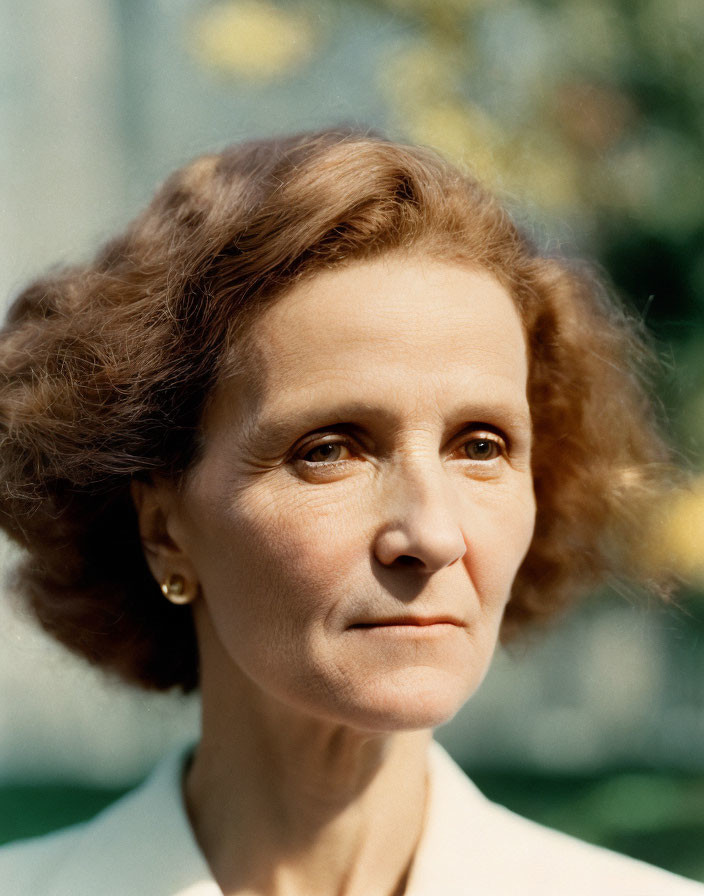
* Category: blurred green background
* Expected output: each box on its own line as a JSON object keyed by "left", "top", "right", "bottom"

{"left": 1, "top": 0, "right": 703, "bottom": 883}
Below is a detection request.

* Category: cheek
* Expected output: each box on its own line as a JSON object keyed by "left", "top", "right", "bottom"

{"left": 253, "top": 489, "right": 362, "bottom": 584}
{"left": 193, "top": 481, "right": 367, "bottom": 628}
{"left": 506, "top": 487, "right": 537, "bottom": 567}
{"left": 463, "top": 483, "right": 536, "bottom": 606}
{"left": 188, "top": 484, "right": 375, "bottom": 700}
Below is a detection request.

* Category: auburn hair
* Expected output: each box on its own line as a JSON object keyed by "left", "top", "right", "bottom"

{"left": 0, "top": 129, "right": 671, "bottom": 691}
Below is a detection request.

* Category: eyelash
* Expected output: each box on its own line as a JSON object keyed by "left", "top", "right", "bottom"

{"left": 294, "top": 430, "right": 508, "bottom": 466}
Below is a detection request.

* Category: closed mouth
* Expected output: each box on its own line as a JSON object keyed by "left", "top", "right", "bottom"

{"left": 351, "top": 617, "right": 462, "bottom": 628}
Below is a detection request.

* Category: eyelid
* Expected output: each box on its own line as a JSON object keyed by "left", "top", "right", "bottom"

{"left": 453, "top": 425, "right": 508, "bottom": 452}
{"left": 293, "top": 433, "right": 360, "bottom": 463}
{"left": 294, "top": 425, "right": 509, "bottom": 451}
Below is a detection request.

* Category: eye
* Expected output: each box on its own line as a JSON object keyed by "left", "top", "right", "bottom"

{"left": 298, "top": 439, "right": 352, "bottom": 464}
{"left": 461, "top": 433, "right": 506, "bottom": 461}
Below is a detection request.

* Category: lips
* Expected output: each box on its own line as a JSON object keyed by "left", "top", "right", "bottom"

{"left": 350, "top": 616, "right": 463, "bottom": 628}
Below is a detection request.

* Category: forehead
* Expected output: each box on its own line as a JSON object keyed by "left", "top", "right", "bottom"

{"left": 211, "top": 255, "right": 529, "bottom": 431}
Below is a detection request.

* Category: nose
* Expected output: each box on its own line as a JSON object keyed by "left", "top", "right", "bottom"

{"left": 373, "top": 456, "right": 467, "bottom": 573}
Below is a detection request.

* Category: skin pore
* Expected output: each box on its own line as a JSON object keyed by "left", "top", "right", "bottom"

{"left": 133, "top": 254, "right": 536, "bottom": 896}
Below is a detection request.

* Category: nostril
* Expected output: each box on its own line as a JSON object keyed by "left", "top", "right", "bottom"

{"left": 395, "top": 555, "right": 424, "bottom": 568}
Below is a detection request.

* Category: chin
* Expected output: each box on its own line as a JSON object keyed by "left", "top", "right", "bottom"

{"left": 331, "top": 667, "right": 482, "bottom": 734}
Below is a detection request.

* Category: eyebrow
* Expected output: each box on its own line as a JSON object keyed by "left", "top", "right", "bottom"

{"left": 244, "top": 399, "right": 532, "bottom": 447}
{"left": 239, "top": 402, "right": 380, "bottom": 447}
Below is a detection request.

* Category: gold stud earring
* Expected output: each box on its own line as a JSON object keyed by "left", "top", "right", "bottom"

{"left": 160, "top": 573, "right": 197, "bottom": 605}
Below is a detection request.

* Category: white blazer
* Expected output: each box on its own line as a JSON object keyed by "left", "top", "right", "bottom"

{"left": 1, "top": 740, "right": 702, "bottom": 895}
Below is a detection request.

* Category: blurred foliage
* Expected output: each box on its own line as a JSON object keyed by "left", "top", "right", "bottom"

{"left": 3, "top": 768, "right": 703, "bottom": 881}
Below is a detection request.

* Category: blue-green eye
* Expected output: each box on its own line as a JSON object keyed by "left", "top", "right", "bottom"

{"left": 463, "top": 437, "right": 503, "bottom": 461}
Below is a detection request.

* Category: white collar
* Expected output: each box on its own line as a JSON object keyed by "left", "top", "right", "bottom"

{"left": 48, "top": 739, "right": 475, "bottom": 896}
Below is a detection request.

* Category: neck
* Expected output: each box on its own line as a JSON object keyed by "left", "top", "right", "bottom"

{"left": 185, "top": 652, "right": 432, "bottom": 896}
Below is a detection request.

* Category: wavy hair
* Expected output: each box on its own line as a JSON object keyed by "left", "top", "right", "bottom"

{"left": 0, "top": 129, "right": 672, "bottom": 691}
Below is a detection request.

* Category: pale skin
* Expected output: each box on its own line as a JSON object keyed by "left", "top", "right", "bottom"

{"left": 132, "top": 254, "right": 536, "bottom": 896}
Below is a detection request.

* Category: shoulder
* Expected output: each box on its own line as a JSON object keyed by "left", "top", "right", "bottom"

{"left": 406, "top": 741, "right": 704, "bottom": 896}
{"left": 0, "top": 744, "right": 218, "bottom": 896}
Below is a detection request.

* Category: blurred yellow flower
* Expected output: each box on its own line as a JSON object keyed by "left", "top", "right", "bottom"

{"left": 403, "top": 101, "right": 504, "bottom": 185}
{"left": 649, "top": 476, "right": 704, "bottom": 586}
{"left": 190, "top": 0, "right": 314, "bottom": 80}
{"left": 397, "top": 98, "right": 581, "bottom": 210}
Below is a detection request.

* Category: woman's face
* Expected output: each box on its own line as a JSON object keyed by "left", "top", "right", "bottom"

{"left": 165, "top": 254, "right": 535, "bottom": 733}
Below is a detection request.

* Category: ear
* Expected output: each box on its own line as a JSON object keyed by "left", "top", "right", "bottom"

{"left": 130, "top": 476, "right": 199, "bottom": 589}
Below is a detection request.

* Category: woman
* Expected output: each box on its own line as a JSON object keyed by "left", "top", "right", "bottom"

{"left": 0, "top": 129, "right": 700, "bottom": 895}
